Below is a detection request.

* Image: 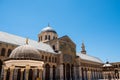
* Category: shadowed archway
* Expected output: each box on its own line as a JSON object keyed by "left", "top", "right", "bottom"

{"left": 66, "top": 64, "right": 70, "bottom": 80}
{"left": 53, "top": 65, "right": 56, "bottom": 80}
{"left": 45, "top": 64, "right": 50, "bottom": 80}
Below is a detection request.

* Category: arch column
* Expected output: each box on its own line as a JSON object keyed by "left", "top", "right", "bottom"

{"left": 26, "top": 65, "right": 30, "bottom": 80}
{"left": 43, "top": 67, "right": 45, "bottom": 80}
{"left": 79, "top": 67, "right": 82, "bottom": 80}
{"left": 87, "top": 70, "right": 91, "bottom": 80}
{"left": 9, "top": 65, "right": 15, "bottom": 80}
{"left": 3, "top": 66, "right": 7, "bottom": 80}
{"left": 38, "top": 66, "right": 43, "bottom": 80}
{"left": 73, "top": 66, "right": 76, "bottom": 80}
{"left": 20, "top": 68, "right": 24, "bottom": 80}
{"left": 50, "top": 67, "right": 53, "bottom": 80}
{"left": 59, "top": 64, "right": 63, "bottom": 80}
{"left": 13, "top": 68, "right": 17, "bottom": 80}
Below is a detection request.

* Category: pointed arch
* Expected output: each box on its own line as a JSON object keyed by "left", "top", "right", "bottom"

{"left": 66, "top": 64, "right": 70, "bottom": 80}
{"left": 45, "top": 64, "right": 50, "bottom": 80}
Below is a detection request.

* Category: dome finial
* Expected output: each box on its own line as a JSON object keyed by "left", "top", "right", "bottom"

{"left": 48, "top": 23, "right": 50, "bottom": 27}
{"left": 26, "top": 37, "right": 29, "bottom": 44}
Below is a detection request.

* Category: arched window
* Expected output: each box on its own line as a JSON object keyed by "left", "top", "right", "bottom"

{"left": 52, "top": 45, "right": 55, "bottom": 51}
{"left": 45, "top": 56, "right": 47, "bottom": 62}
{"left": 48, "top": 35, "right": 50, "bottom": 40}
{"left": 7, "top": 49, "right": 12, "bottom": 57}
{"left": 49, "top": 57, "right": 51, "bottom": 62}
{"left": 1, "top": 48, "right": 6, "bottom": 56}
{"left": 41, "top": 36, "right": 42, "bottom": 41}
{"left": 52, "top": 57, "right": 54, "bottom": 63}
{"left": 45, "top": 35, "right": 47, "bottom": 40}
{"left": 55, "top": 57, "right": 57, "bottom": 63}
{"left": 42, "top": 55, "right": 44, "bottom": 59}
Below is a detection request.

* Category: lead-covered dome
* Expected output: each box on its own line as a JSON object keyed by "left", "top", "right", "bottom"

{"left": 9, "top": 45, "right": 41, "bottom": 60}
{"left": 41, "top": 26, "right": 57, "bottom": 33}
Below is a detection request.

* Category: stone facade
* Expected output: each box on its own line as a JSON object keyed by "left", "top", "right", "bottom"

{"left": 0, "top": 25, "right": 120, "bottom": 80}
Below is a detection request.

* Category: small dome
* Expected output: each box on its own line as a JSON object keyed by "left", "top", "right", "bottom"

{"left": 41, "top": 26, "right": 57, "bottom": 33}
{"left": 9, "top": 45, "right": 41, "bottom": 60}
{"left": 103, "top": 61, "right": 112, "bottom": 67}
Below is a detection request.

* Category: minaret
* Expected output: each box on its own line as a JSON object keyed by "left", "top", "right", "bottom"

{"left": 81, "top": 42, "right": 86, "bottom": 54}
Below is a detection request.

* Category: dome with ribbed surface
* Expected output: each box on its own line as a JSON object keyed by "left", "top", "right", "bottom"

{"left": 9, "top": 45, "right": 41, "bottom": 60}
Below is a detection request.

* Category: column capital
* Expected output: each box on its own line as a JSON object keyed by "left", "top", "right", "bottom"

{"left": 38, "top": 66, "right": 44, "bottom": 70}
{"left": 4, "top": 66, "right": 8, "bottom": 70}
{"left": 10, "top": 65, "right": 15, "bottom": 70}
{"left": 21, "top": 68, "right": 24, "bottom": 72}
{"left": 26, "top": 64, "right": 30, "bottom": 69}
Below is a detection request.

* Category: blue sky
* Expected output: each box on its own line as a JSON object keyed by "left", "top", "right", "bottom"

{"left": 0, "top": 0, "right": 120, "bottom": 63}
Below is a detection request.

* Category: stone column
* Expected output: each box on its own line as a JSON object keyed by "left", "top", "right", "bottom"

{"left": 10, "top": 65, "right": 15, "bottom": 80}
{"left": 84, "top": 70, "right": 86, "bottom": 80}
{"left": 50, "top": 67, "right": 53, "bottom": 80}
{"left": 87, "top": 71, "right": 91, "bottom": 80}
{"left": 43, "top": 68, "right": 45, "bottom": 80}
{"left": 13, "top": 69, "right": 17, "bottom": 80}
{"left": 38, "top": 66, "right": 43, "bottom": 80}
{"left": 79, "top": 67, "right": 82, "bottom": 80}
{"left": 3, "top": 66, "right": 7, "bottom": 80}
{"left": 20, "top": 68, "right": 24, "bottom": 80}
{"left": 26, "top": 65, "right": 30, "bottom": 80}
{"left": 73, "top": 66, "right": 76, "bottom": 80}
{"left": 59, "top": 64, "right": 63, "bottom": 80}
{"left": 40, "top": 69, "right": 43, "bottom": 80}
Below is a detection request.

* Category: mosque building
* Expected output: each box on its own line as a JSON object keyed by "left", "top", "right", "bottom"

{"left": 0, "top": 24, "right": 120, "bottom": 80}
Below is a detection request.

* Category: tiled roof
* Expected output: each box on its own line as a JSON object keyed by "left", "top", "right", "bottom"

{"left": 0, "top": 31, "right": 55, "bottom": 53}
{"left": 77, "top": 53, "right": 103, "bottom": 63}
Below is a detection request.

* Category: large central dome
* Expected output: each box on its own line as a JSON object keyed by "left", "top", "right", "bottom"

{"left": 9, "top": 45, "right": 41, "bottom": 60}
